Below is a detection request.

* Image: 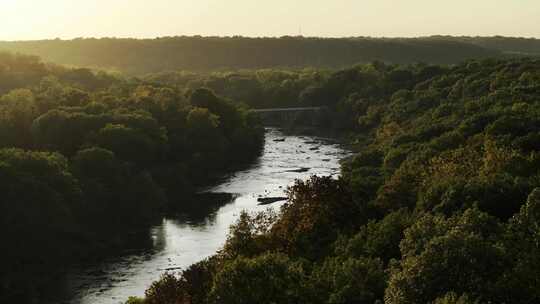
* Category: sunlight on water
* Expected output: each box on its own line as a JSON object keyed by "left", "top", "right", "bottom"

{"left": 61, "top": 128, "right": 350, "bottom": 304}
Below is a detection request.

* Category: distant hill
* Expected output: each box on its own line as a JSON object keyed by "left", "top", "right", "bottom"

{"left": 0, "top": 36, "right": 536, "bottom": 75}
{"left": 435, "top": 36, "right": 540, "bottom": 56}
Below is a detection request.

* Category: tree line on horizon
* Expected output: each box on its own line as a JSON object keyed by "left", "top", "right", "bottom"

{"left": 5, "top": 36, "right": 540, "bottom": 75}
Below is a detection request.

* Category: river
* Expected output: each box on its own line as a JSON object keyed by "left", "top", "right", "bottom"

{"left": 58, "top": 128, "right": 351, "bottom": 304}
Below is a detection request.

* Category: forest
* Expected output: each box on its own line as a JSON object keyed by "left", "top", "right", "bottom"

{"left": 0, "top": 52, "right": 264, "bottom": 301}
{"left": 128, "top": 57, "right": 540, "bottom": 304}
{"left": 1, "top": 36, "right": 529, "bottom": 74}
{"left": 1, "top": 50, "right": 540, "bottom": 304}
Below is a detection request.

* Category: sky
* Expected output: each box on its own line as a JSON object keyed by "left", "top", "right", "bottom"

{"left": 1, "top": 0, "right": 539, "bottom": 40}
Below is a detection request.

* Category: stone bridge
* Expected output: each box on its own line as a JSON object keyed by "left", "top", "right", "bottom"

{"left": 250, "top": 107, "right": 326, "bottom": 126}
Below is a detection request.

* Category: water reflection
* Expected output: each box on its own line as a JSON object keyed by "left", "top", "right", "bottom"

{"left": 57, "top": 128, "right": 350, "bottom": 304}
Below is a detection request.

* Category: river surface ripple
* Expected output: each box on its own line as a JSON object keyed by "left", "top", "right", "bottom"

{"left": 62, "top": 128, "right": 351, "bottom": 304}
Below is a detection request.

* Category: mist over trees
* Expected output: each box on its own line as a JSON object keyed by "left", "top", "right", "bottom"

{"left": 0, "top": 36, "right": 522, "bottom": 75}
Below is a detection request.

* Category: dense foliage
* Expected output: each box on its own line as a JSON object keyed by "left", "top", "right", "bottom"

{"left": 3, "top": 48, "right": 540, "bottom": 303}
{"left": 0, "top": 52, "right": 264, "bottom": 302}
{"left": 134, "top": 58, "right": 540, "bottom": 304}
{"left": 0, "top": 36, "right": 517, "bottom": 75}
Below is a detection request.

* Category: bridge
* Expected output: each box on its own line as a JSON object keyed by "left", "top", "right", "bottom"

{"left": 251, "top": 107, "right": 324, "bottom": 113}
{"left": 250, "top": 107, "right": 326, "bottom": 126}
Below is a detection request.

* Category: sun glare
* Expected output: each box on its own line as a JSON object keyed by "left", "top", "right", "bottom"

{"left": 0, "top": 0, "right": 539, "bottom": 40}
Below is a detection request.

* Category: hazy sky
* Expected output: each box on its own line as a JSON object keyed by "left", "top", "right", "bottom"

{"left": 1, "top": 0, "right": 539, "bottom": 40}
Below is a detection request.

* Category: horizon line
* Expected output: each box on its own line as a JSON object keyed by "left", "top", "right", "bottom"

{"left": 1, "top": 34, "right": 540, "bottom": 43}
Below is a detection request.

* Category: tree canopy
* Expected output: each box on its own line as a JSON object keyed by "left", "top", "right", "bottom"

{"left": 133, "top": 57, "right": 540, "bottom": 304}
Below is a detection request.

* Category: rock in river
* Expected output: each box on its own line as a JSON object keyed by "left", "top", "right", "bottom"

{"left": 257, "top": 197, "right": 288, "bottom": 205}
{"left": 286, "top": 167, "right": 310, "bottom": 173}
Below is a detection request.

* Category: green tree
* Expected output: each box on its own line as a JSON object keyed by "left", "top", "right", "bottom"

{"left": 0, "top": 149, "right": 81, "bottom": 264}
{"left": 209, "top": 253, "right": 307, "bottom": 304}
{"left": 94, "top": 123, "right": 162, "bottom": 165}
{"left": 499, "top": 188, "right": 540, "bottom": 303}
{"left": 309, "top": 257, "right": 387, "bottom": 304}
{"left": 385, "top": 208, "right": 506, "bottom": 304}
{"left": 271, "top": 176, "right": 365, "bottom": 259}
{"left": 0, "top": 89, "right": 38, "bottom": 148}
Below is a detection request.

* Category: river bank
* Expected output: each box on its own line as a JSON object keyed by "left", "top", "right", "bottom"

{"left": 38, "top": 128, "right": 350, "bottom": 304}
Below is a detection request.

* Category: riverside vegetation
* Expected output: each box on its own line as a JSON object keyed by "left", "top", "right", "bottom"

{"left": 1, "top": 51, "right": 539, "bottom": 303}
{"left": 129, "top": 57, "right": 540, "bottom": 304}
{"left": 0, "top": 52, "right": 264, "bottom": 302}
